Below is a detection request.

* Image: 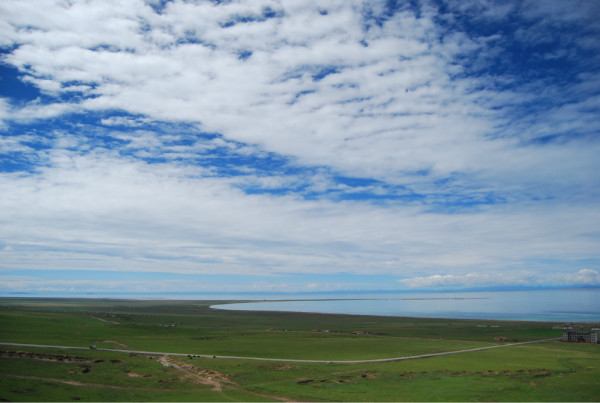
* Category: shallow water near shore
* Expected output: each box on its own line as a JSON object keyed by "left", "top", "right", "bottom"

{"left": 212, "top": 289, "right": 600, "bottom": 322}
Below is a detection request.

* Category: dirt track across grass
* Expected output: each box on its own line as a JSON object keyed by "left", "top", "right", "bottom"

{"left": 0, "top": 339, "right": 559, "bottom": 364}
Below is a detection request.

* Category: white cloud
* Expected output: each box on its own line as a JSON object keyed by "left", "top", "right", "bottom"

{"left": 0, "top": 1, "right": 598, "bottom": 290}
{"left": 1, "top": 0, "right": 595, "bottom": 201}
{"left": 399, "top": 272, "right": 526, "bottom": 288}
{"left": 0, "top": 0, "right": 493, "bottom": 183}
{"left": 400, "top": 269, "right": 600, "bottom": 289}
{"left": 0, "top": 143, "right": 598, "bottom": 278}
{"left": 100, "top": 116, "right": 153, "bottom": 127}
{"left": 552, "top": 269, "right": 600, "bottom": 286}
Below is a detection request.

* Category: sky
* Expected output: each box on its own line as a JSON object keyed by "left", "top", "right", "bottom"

{"left": 0, "top": 0, "right": 599, "bottom": 295}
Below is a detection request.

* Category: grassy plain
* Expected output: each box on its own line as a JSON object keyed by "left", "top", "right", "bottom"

{"left": 0, "top": 297, "right": 599, "bottom": 401}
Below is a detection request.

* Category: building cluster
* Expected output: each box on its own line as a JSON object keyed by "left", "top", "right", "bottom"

{"left": 562, "top": 331, "right": 599, "bottom": 343}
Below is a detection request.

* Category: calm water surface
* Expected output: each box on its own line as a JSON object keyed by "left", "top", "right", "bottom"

{"left": 4, "top": 289, "right": 598, "bottom": 322}
{"left": 212, "top": 289, "right": 600, "bottom": 322}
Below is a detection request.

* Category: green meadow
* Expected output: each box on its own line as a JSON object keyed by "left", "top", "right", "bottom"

{"left": 0, "top": 298, "right": 599, "bottom": 401}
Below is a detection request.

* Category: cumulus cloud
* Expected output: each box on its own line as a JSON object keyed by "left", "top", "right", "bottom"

{"left": 553, "top": 269, "right": 600, "bottom": 286}
{"left": 400, "top": 269, "right": 600, "bottom": 289}
{"left": 0, "top": 0, "right": 596, "bottom": 195}
{"left": 0, "top": 4, "right": 540, "bottom": 175}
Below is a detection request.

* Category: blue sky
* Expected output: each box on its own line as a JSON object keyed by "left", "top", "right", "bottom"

{"left": 1, "top": 0, "right": 599, "bottom": 295}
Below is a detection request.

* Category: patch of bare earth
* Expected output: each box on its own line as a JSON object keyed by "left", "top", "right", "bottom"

{"left": 159, "top": 356, "right": 296, "bottom": 402}
{"left": 159, "top": 356, "right": 230, "bottom": 392}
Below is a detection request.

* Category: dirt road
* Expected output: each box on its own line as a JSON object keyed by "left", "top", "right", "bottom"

{"left": 0, "top": 338, "right": 559, "bottom": 364}
{"left": 0, "top": 339, "right": 559, "bottom": 364}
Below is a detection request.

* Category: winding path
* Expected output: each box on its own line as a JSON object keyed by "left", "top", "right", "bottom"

{"left": 0, "top": 339, "right": 559, "bottom": 364}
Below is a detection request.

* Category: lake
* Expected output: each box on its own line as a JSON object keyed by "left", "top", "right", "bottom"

{"left": 211, "top": 289, "right": 600, "bottom": 322}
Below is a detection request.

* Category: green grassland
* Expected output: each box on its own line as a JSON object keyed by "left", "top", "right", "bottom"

{"left": 0, "top": 297, "right": 599, "bottom": 401}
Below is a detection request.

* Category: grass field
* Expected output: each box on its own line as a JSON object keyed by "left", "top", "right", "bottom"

{"left": 1, "top": 297, "right": 599, "bottom": 401}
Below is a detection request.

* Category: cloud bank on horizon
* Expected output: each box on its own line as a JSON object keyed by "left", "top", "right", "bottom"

{"left": 0, "top": 0, "right": 599, "bottom": 294}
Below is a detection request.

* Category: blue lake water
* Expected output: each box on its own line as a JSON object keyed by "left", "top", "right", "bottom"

{"left": 211, "top": 289, "right": 600, "bottom": 322}
{"left": 3, "top": 288, "right": 598, "bottom": 322}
